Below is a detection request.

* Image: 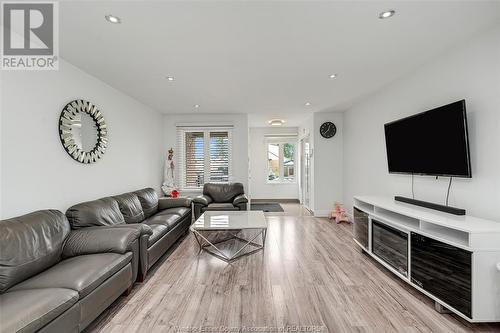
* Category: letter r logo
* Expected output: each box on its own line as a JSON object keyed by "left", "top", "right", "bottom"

{"left": 2, "top": 2, "right": 54, "bottom": 55}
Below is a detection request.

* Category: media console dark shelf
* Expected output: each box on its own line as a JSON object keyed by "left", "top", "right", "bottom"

{"left": 352, "top": 195, "right": 500, "bottom": 323}
{"left": 395, "top": 196, "right": 466, "bottom": 215}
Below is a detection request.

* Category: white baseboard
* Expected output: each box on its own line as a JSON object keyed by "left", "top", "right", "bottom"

{"left": 313, "top": 210, "right": 331, "bottom": 217}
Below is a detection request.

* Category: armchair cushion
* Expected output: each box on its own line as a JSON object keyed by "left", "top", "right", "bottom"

{"left": 62, "top": 226, "right": 141, "bottom": 258}
{"left": 158, "top": 197, "right": 192, "bottom": 210}
{"left": 233, "top": 194, "right": 248, "bottom": 206}
{"left": 204, "top": 203, "right": 238, "bottom": 211}
{"left": 192, "top": 195, "right": 212, "bottom": 206}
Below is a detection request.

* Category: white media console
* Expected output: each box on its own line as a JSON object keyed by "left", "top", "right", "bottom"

{"left": 352, "top": 195, "right": 500, "bottom": 322}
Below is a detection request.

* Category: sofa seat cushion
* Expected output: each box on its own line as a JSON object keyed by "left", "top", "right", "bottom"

{"left": 147, "top": 224, "right": 169, "bottom": 246}
{"left": 0, "top": 288, "right": 78, "bottom": 333}
{"left": 156, "top": 207, "right": 190, "bottom": 218}
{"left": 204, "top": 203, "right": 239, "bottom": 211}
{"left": 11, "top": 253, "right": 132, "bottom": 298}
{"left": 145, "top": 213, "right": 181, "bottom": 231}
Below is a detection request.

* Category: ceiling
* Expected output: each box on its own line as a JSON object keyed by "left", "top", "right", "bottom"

{"left": 59, "top": 1, "right": 500, "bottom": 127}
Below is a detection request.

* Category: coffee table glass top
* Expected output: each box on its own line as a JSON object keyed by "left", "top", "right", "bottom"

{"left": 191, "top": 211, "right": 267, "bottom": 230}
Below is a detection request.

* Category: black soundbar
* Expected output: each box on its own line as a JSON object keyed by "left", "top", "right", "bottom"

{"left": 394, "top": 196, "right": 466, "bottom": 216}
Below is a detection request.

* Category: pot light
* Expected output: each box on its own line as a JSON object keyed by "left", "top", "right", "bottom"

{"left": 105, "top": 15, "right": 121, "bottom": 24}
{"left": 166, "top": 76, "right": 175, "bottom": 81}
{"left": 379, "top": 10, "right": 395, "bottom": 19}
{"left": 268, "top": 119, "right": 285, "bottom": 126}
{"left": 305, "top": 102, "right": 311, "bottom": 106}
{"left": 329, "top": 74, "right": 338, "bottom": 79}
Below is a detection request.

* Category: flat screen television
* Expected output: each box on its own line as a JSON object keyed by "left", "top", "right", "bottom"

{"left": 384, "top": 100, "right": 471, "bottom": 178}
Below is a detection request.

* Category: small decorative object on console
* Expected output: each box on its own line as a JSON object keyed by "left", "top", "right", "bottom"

{"left": 170, "top": 190, "right": 180, "bottom": 198}
{"left": 330, "top": 202, "right": 351, "bottom": 224}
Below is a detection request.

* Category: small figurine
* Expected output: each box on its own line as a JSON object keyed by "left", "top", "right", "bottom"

{"left": 161, "top": 147, "right": 178, "bottom": 196}
{"left": 330, "top": 202, "right": 351, "bottom": 224}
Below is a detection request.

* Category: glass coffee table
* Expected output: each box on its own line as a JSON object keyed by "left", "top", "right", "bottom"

{"left": 190, "top": 211, "right": 268, "bottom": 262}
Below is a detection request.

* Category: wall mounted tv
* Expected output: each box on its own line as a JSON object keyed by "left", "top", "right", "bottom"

{"left": 384, "top": 100, "right": 471, "bottom": 178}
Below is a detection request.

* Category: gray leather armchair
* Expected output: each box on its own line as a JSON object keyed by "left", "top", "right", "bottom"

{"left": 192, "top": 182, "right": 248, "bottom": 219}
{"left": 0, "top": 210, "right": 141, "bottom": 333}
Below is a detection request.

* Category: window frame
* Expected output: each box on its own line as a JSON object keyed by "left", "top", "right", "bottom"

{"left": 266, "top": 138, "right": 297, "bottom": 184}
{"left": 177, "top": 127, "right": 233, "bottom": 191}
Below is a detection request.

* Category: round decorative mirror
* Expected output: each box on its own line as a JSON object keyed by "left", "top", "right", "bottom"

{"left": 59, "top": 99, "right": 108, "bottom": 164}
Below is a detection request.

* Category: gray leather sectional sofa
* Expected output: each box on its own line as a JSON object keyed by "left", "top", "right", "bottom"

{"left": 0, "top": 210, "right": 141, "bottom": 333}
{"left": 0, "top": 188, "right": 192, "bottom": 333}
{"left": 66, "top": 188, "right": 192, "bottom": 281}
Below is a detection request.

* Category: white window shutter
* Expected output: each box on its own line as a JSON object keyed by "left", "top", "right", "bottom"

{"left": 176, "top": 126, "right": 233, "bottom": 190}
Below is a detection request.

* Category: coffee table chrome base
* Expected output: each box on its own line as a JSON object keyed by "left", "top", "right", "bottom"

{"left": 192, "top": 229, "right": 267, "bottom": 262}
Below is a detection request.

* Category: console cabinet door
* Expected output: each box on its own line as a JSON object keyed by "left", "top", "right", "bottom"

{"left": 411, "top": 233, "right": 472, "bottom": 318}
{"left": 353, "top": 207, "right": 369, "bottom": 249}
{"left": 372, "top": 220, "right": 408, "bottom": 276}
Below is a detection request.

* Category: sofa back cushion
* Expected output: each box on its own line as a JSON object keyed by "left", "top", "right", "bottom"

{"left": 113, "top": 193, "right": 145, "bottom": 223}
{"left": 203, "top": 183, "right": 244, "bottom": 203}
{"left": 133, "top": 188, "right": 158, "bottom": 218}
{"left": 0, "top": 210, "right": 70, "bottom": 293}
{"left": 66, "top": 197, "right": 125, "bottom": 229}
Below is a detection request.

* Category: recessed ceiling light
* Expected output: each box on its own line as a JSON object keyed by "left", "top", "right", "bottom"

{"left": 268, "top": 119, "right": 285, "bottom": 126}
{"left": 379, "top": 10, "right": 395, "bottom": 19}
{"left": 305, "top": 102, "right": 311, "bottom": 106}
{"left": 166, "top": 76, "right": 174, "bottom": 81}
{"left": 194, "top": 104, "right": 200, "bottom": 108}
{"left": 329, "top": 74, "right": 338, "bottom": 79}
{"left": 105, "top": 15, "right": 121, "bottom": 24}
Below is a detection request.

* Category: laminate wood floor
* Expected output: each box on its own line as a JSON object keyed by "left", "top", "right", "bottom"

{"left": 85, "top": 205, "right": 500, "bottom": 333}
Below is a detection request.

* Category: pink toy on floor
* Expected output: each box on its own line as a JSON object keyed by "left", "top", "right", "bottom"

{"left": 330, "top": 202, "right": 351, "bottom": 224}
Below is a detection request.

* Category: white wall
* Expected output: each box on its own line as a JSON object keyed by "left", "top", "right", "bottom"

{"left": 343, "top": 25, "right": 500, "bottom": 221}
{"left": 249, "top": 127, "right": 299, "bottom": 200}
{"left": 312, "top": 112, "right": 344, "bottom": 216}
{"left": 0, "top": 59, "right": 164, "bottom": 219}
{"left": 163, "top": 113, "right": 249, "bottom": 195}
{"left": 298, "top": 112, "right": 343, "bottom": 216}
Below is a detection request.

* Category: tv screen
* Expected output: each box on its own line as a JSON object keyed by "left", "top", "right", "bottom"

{"left": 384, "top": 100, "right": 471, "bottom": 178}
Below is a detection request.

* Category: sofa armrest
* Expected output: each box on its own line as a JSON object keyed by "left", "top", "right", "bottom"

{"left": 233, "top": 194, "right": 248, "bottom": 206}
{"left": 158, "top": 197, "right": 192, "bottom": 210}
{"left": 192, "top": 195, "right": 212, "bottom": 206}
{"left": 102, "top": 223, "right": 153, "bottom": 236}
{"left": 62, "top": 226, "right": 141, "bottom": 258}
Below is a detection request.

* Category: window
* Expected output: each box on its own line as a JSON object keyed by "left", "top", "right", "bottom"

{"left": 267, "top": 141, "right": 296, "bottom": 183}
{"left": 178, "top": 127, "right": 232, "bottom": 189}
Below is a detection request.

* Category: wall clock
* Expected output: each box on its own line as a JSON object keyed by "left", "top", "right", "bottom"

{"left": 320, "top": 121, "right": 337, "bottom": 138}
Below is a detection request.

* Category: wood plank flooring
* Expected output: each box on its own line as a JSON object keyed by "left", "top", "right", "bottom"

{"left": 85, "top": 204, "right": 500, "bottom": 333}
